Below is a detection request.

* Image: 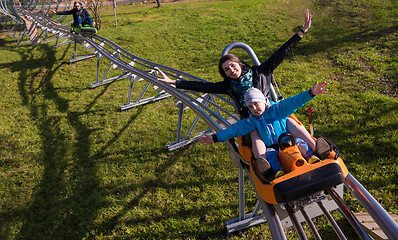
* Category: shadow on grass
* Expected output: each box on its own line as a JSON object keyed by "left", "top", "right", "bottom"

{"left": 94, "top": 145, "right": 237, "bottom": 238}
{"left": 295, "top": 23, "right": 398, "bottom": 55}
{"left": 0, "top": 38, "right": 234, "bottom": 239}
{"left": 0, "top": 37, "right": 18, "bottom": 47}
{"left": 0, "top": 42, "right": 139, "bottom": 239}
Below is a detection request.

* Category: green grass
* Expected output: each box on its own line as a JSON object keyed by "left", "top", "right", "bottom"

{"left": 0, "top": 0, "right": 397, "bottom": 239}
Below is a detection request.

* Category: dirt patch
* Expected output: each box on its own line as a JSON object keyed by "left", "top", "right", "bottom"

{"left": 0, "top": 32, "right": 14, "bottom": 46}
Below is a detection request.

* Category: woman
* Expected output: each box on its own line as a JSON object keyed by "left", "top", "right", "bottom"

{"left": 158, "top": 9, "right": 319, "bottom": 159}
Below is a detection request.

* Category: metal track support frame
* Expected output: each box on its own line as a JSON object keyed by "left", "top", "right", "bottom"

{"left": 317, "top": 200, "right": 347, "bottom": 240}
{"left": 299, "top": 206, "right": 322, "bottom": 240}
{"left": 90, "top": 52, "right": 133, "bottom": 88}
{"left": 166, "top": 93, "right": 215, "bottom": 151}
{"left": 51, "top": 33, "right": 72, "bottom": 48}
{"left": 69, "top": 37, "right": 96, "bottom": 64}
{"left": 119, "top": 69, "right": 171, "bottom": 111}
{"left": 284, "top": 203, "right": 308, "bottom": 240}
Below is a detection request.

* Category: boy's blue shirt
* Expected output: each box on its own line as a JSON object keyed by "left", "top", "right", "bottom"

{"left": 215, "top": 90, "right": 315, "bottom": 146}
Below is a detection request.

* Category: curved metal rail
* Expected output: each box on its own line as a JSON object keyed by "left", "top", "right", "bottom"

{"left": 2, "top": 3, "right": 398, "bottom": 240}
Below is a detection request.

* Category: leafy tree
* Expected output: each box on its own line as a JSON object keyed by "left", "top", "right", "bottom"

{"left": 84, "top": 0, "right": 103, "bottom": 30}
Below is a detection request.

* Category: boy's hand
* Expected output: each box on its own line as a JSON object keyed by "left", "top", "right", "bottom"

{"left": 311, "top": 81, "right": 329, "bottom": 96}
{"left": 199, "top": 134, "right": 214, "bottom": 145}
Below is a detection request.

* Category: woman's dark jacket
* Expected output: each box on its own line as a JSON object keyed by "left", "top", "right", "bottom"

{"left": 56, "top": 8, "right": 91, "bottom": 23}
{"left": 175, "top": 33, "right": 302, "bottom": 118}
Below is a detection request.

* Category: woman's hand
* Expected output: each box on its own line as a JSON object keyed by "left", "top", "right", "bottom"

{"left": 199, "top": 134, "right": 214, "bottom": 145}
{"left": 310, "top": 81, "right": 329, "bottom": 96}
{"left": 157, "top": 69, "right": 176, "bottom": 85}
{"left": 302, "top": 9, "right": 312, "bottom": 33}
{"left": 51, "top": 10, "right": 56, "bottom": 14}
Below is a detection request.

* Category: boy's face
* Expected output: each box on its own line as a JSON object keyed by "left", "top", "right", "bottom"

{"left": 248, "top": 101, "right": 267, "bottom": 116}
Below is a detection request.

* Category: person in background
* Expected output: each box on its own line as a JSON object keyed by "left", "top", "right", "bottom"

{"left": 52, "top": 2, "right": 94, "bottom": 28}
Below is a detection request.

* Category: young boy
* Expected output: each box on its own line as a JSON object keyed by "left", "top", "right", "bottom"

{"left": 200, "top": 82, "right": 329, "bottom": 179}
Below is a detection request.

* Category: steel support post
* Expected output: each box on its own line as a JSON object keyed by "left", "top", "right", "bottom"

{"left": 239, "top": 166, "right": 245, "bottom": 221}
{"left": 284, "top": 204, "right": 308, "bottom": 240}
{"left": 69, "top": 38, "right": 96, "bottom": 63}
{"left": 317, "top": 201, "right": 347, "bottom": 240}
{"left": 299, "top": 206, "right": 322, "bottom": 240}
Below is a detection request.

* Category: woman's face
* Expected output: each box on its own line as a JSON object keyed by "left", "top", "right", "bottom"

{"left": 221, "top": 60, "right": 242, "bottom": 79}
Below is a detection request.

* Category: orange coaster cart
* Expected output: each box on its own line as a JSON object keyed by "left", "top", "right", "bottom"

{"left": 237, "top": 115, "right": 349, "bottom": 205}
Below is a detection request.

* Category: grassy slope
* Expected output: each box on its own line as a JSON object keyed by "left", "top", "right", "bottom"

{"left": 0, "top": 0, "right": 397, "bottom": 239}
